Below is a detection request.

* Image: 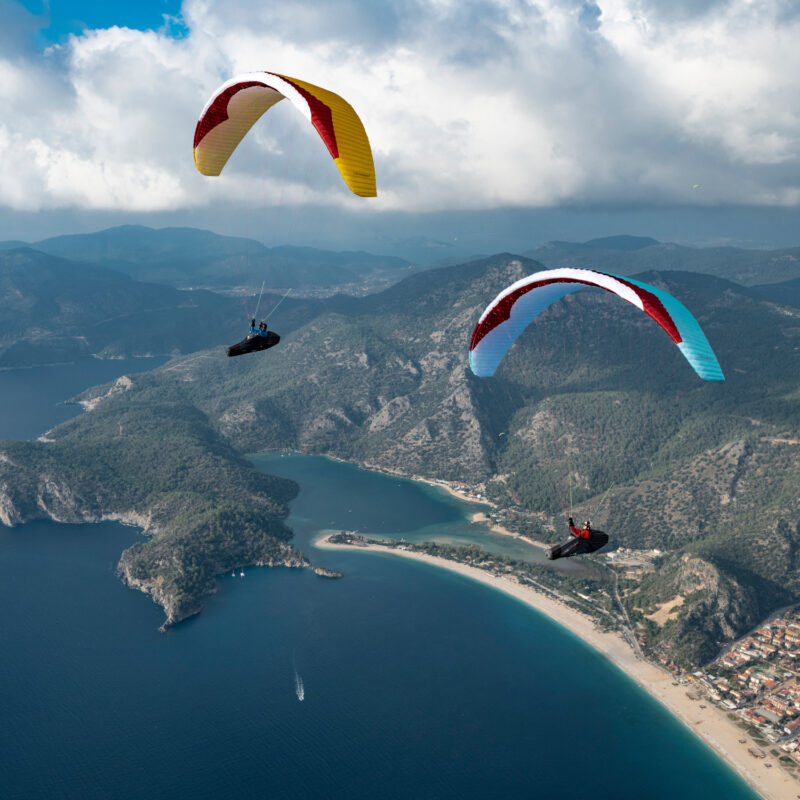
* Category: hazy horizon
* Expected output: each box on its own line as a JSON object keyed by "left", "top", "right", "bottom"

{"left": 4, "top": 204, "right": 800, "bottom": 266}
{"left": 2, "top": 0, "right": 799, "bottom": 264}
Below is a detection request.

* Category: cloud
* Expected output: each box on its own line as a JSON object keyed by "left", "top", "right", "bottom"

{"left": 0, "top": 0, "right": 799, "bottom": 220}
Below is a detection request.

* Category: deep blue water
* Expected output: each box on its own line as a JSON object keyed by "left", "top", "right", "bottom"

{"left": 0, "top": 357, "right": 168, "bottom": 440}
{"left": 0, "top": 372, "right": 763, "bottom": 799}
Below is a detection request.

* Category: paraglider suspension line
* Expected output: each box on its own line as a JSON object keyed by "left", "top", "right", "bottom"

{"left": 567, "top": 452, "right": 573, "bottom": 517}
{"left": 252, "top": 280, "right": 266, "bottom": 322}
{"left": 593, "top": 483, "right": 615, "bottom": 517}
{"left": 265, "top": 287, "right": 293, "bottom": 319}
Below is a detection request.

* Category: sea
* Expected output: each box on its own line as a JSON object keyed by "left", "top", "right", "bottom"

{"left": 0, "top": 358, "right": 762, "bottom": 799}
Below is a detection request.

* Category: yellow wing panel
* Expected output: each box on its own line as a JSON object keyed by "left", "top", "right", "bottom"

{"left": 277, "top": 74, "right": 377, "bottom": 197}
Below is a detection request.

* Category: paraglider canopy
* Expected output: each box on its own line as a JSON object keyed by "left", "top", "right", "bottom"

{"left": 469, "top": 267, "right": 724, "bottom": 381}
{"left": 194, "top": 71, "right": 377, "bottom": 197}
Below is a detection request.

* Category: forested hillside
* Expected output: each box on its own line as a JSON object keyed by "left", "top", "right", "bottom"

{"left": 112, "top": 255, "right": 800, "bottom": 663}
{"left": 2, "top": 248, "right": 798, "bottom": 662}
{"left": 0, "top": 389, "right": 302, "bottom": 627}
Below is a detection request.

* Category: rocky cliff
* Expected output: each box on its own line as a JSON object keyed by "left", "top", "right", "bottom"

{"left": 0, "top": 392, "right": 305, "bottom": 628}
{"left": 3, "top": 254, "right": 799, "bottom": 661}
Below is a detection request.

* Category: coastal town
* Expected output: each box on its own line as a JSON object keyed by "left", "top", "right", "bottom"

{"left": 323, "top": 528, "right": 800, "bottom": 799}
{"left": 663, "top": 609, "right": 800, "bottom": 778}
{"left": 328, "top": 473, "right": 800, "bottom": 795}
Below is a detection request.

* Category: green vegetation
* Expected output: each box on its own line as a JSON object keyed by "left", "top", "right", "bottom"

{"left": 2, "top": 246, "right": 799, "bottom": 659}
{"left": 0, "top": 395, "right": 302, "bottom": 626}
{"left": 121, "top": 500, "right": 305, "bottom": 626}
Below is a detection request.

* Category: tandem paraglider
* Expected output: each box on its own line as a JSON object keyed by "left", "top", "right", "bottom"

{"left": 227, "top": 319, "right": 280, "bottom": 358}
{"left": 547, "top": 518, "right": 609, "bottom": 561}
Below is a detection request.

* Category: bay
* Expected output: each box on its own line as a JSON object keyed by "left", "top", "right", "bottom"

{"left": 0, "top": 357, "right": 169, "bottom": 441}
{"left": 0, "top": 368, "right": 762, "bottom": 799}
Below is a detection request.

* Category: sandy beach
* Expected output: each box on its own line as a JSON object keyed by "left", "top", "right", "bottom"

{"left": 421, "top": 478, "right": 490, "bottom": 506}
{"left": 317, "top": 535, "right": 796, "bottom": 800}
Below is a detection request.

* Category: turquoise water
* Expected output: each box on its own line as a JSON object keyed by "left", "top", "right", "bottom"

{"left": 0, "top": 372, "right": 763, "bottom": 799}
{"left": 251, "top": 453, "right": 585, "bottom": 571}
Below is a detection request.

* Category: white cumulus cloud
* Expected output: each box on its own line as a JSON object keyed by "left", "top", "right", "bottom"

{"left": 0, "top": 0, "right": 798, "bottom": 216}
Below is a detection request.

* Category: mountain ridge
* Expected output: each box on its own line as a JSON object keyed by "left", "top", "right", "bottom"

{"left": 0, "top": 249, "right": 798, "bottom": 664}
{"left": 527, "top": 237, "right": 800, "bottom": 286}
{"left": 0, "top": 225, "right": 414, "bottom": 293}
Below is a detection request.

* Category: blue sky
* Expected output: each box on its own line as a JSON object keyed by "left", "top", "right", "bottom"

{"left": 19, "top": 0, "right": 186, "bottom": 43}
{"left": 1, "top": 0, "right": 799, "bottom": 256}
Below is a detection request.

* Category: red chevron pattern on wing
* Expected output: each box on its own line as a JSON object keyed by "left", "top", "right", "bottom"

{"left": 469, "top": 272, "right": 681, "bottom": 351}
{"left": 193, "top": 81, "right": 264, "bottom": 148}
{"left": 276, "top": 76, "right": 338, "bottom": 159}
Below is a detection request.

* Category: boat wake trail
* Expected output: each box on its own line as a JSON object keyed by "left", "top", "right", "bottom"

{"left": 293, "top": 653, "right": 305, "bottom": 702}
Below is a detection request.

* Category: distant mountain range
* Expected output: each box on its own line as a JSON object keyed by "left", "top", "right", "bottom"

{"left": 527, "top": 234, "right": 800, "bottom": 286}
{"left": 0, "top": 247, "right": 241, "bottom": 367}
{"left": 0, "top": 245, "right": 374, "bottom": 367}
{"left": 753, "top": 276, "right": 800, "bottom": 308}
{"left": 0, "top": 225, "right": 414, "bottom": 294}
{"left": 5, "top": 224, "right": 800, "bottom": 295}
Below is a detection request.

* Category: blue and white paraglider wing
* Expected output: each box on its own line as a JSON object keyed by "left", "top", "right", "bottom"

{"left": 468, "top": 267, "right": 723, "bottom": 381}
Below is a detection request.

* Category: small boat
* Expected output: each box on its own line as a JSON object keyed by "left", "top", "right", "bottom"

{"left": 240, "top": 570, "right": 245, "bottom": 577}
{"left": 231, "top": 571, "right": 235, "bottom": 577}
{"left": 293, "top": 656, "right": 305, "bottom": 701}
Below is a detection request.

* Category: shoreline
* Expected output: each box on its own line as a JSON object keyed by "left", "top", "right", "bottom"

{"left": 412, "top": 475, "right": 492, "bottom": 507}
{"left": 382, "top": 469, "right": 554, "bottom": 552}
{"left": 272, "top": 452, "right": 551, "bottom": 551}
{"left": 317, "top": 535, "right": 793, "bottom": 800}
{"left": 469, "top": 511, "right": 550, "bottom": 551}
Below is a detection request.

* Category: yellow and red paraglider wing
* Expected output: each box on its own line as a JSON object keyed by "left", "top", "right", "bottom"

{"left": 275, "top": 74, "right": 376, "bottom": 198}
{"left": 193, "top": 72, "right": 376, "bottom": 197}
{"left": 193, "top": 78, "right": 284, "bottom": 177}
